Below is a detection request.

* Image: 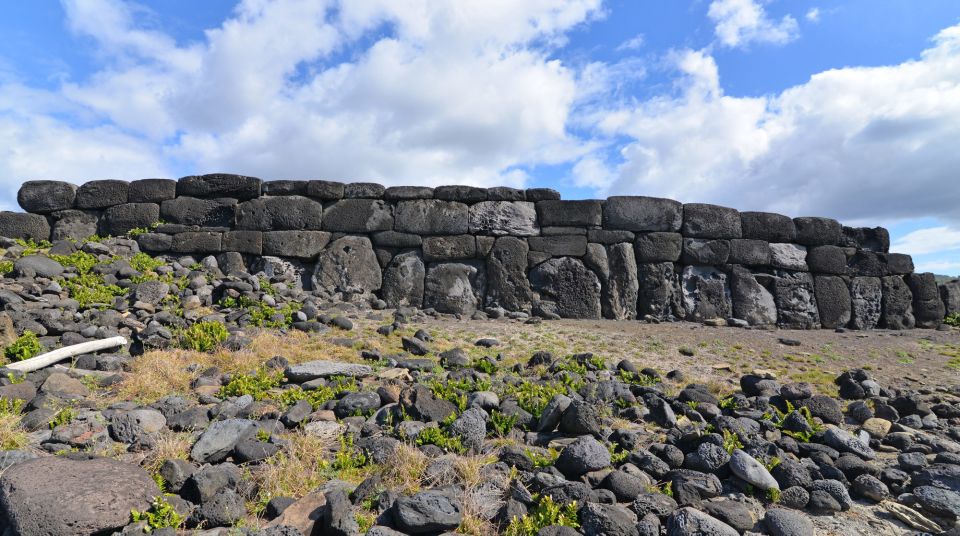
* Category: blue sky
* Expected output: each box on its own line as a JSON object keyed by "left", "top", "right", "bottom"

{"left": 1, "top": 0, "right": 959, "bottom": 274}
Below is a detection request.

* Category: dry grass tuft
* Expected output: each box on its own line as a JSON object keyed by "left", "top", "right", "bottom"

{"left": 248, "top": 431, "right": 336, "bottom": 510}
{"left": 0, "top": 401, "right": 29, "bottom": 451}
{"left": 380, "top": 443, "right": 430, "bottom": 495}
{"left": 141, "top": 431, "right": 193, "bottom": 475}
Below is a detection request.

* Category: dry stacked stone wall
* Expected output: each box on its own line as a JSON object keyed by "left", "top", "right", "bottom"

{"left": 2, "top": 174, "right": 956, "bottom": 329}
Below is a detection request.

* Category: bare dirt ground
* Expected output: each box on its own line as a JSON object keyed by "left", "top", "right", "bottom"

{"left": 404, "top": 317, "right": 960, "bottom": 395}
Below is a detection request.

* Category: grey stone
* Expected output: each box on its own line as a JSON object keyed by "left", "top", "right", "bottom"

{"left": 381, "top": 251, "right": 425, "bottom": 308}
{"left": 236, "top": 196, "right": 322, "bottom": 231}
{"left": 137, "top": 232, "right": 173, "bottom": 252}
{"left": 171, "top": 231, "right": 221, "bottom": 254}
{"left": 773, "top": 271, "right": 820, "bottom": 329}
{"left": 307, "top": 180, "right": 345, "bottom": 200}
{"left": 852, "top": 474, "right": 888, "bottom": 502}
{"left": 729, "top": 449, "right": 779, "bottom": 490}
{"left": 487, "top": 186, "right": 525, "bottom": 201}
{"left": 49, "top": 210, "right": 98, "bottom": 241}
{"left": 313, "top": 236, "right": 381, "bottom": 293}
{"left": 422, "top": 235, "right": 476, "bottom": 261}
{"left": 681, "top": 239, "right": 730, "bottom": 265}
{"left": 823, "top": 426, "right": 875, "bottom": 460}
{"left": 841, "top": 226, "right": 890, "bottom": 252}
{"left": 13, "top": 255, "right": 63, "bottom": 278}
{"left": 285, "top": 360, "right": 372, "bottom": 382}
{"left": 392, "top": 491, "right": 463, "bottom": 533}
{"left": 740, "top": 211, "right": 796, "bottom": 242}
{"left": 190, "top": 418, "right": 257, "bottom": 462}
{"left": 0, "top": 212, "right": 51, "bottom": 241}
{"left": 634, "top": 232, "right": 682, "bottom": 262}
{"left": 262, "top": 180, "right": 309, "bottom": 196}
{"left": 794, "top": 216, "right": 841, "bottom": 246}
{"left": 881, "top": 275, "right": 915, "bottom": 329}
{"left": 334, "top": 392, "right": 381, "bottom": 419}
{"left": 769, "top": 243, "right": 808, "bottom": 271}
{"left": 322, "top": 199, "right": 393, "bottom": 232}
{"left": 222, "top": 230, "right": 262, "bottom": 255}
{"left": 263, "top": 230, "right": 331, "bottom": 258}
{"left": 906, "top": 272, "right": 946, "bottom": 328}
{"left": 682, "top": 203, "right": 741, "bottom": 239}
{"left": 525, "top": 187, "right": 560, "bottom": 201}
{"left": 372, "top": 230, "right": 422, "bottom": 248}
{"left": 449, "top": 407, "right": 487, "bottom": 450}
{"left": 161, "top": 196, "right": 236, "bottom": 226}
{"left": 384, "top": 186, "right": 434, "bottom": 200}
{"left": 485, "top": 236, "right": 532, "bottom": 311}
{"left": 942, "top": 279, "right": 960, "bottom": 316}
{"left": 423, "top": 262, "right": 485, "bottom": 315}
{"left": 883, "top": 252, "right": 915, "bottom": 275}
{"left": 528, "top": 235, "right": 587, "bottom": 257}
{"left": 0, "top": 456, "right": 159, "bottom": 536}
{"left": 603, "top": 196, "right": 682, "bottom": 232}
{"left": 847, "top": 250, "right": 885, "bottom": 277}
{"left": 75, "top": 180, "right": 128, "bottom": 209}
{"left": 394, "top": 200, "right": 468, "bottom": 235}
{"left": 729, "top": 267, "right": 777, "bottom": 326}
{"left": 468, "top": 201, "right": 539, "bottom": 236}
{"left": 763, "top": 509, "right": 814, "bottom": 536}
{"left": 199, "top": 488, "right": 246, "bottom": 526}
{"left": 434, "top": 185, "right": 488, "bottom": 203}
{"left": 914, "top": 485, "right": 960, "bottom": 519}
{"left": 17, "top": 180, "right": 77, "bottom": 213}
{"left": 666, "top": 507, "right": 739, "bottom": 536}
{"left": 603, "top": 242, "right": 639, "bottom": 320}
{"left": 344, "top": 182, "right": 384, "bottom": 198}
{"left": 555, "top": 435, "right": 611, "bottom": 478}
{"left": 177, "top": 173, "right": 261, "bottom": 200}
{"left": 728, "top": 239, "right": 770, "bottom": 265}
{"left": 559, "top": 400, "right": 602, "bottom": 435}
{"left": 679, "top": 265, "right": 731, "bottom": 321}
{"left": 135, "top": 280, "right": 170, "bottom": 305}
{"left": 806, "top": 245, "right": 848, "bottom": 274}
{"left": 110, "top": 408, "right": 167, "bottom": 444}
{"left": 579, "top": 502, "right": 640, "bottom": 536}
{"left": 637, "top": 262, "right": 681, "bottom": 320}
{"left": 537, "top": 200, "right": 602, "bottom": 227}
{"left": 849, "top": 277, "right": 882, "bottom": 330}
{"left": 589, "top": 229, "right": 635, "bottom": 244}
{"left": 815, "top": 275, "right": 851, "bottom": 329}
{"left": 537, "top": 394, "right": 572, "bottom": 432}
{"left": 530, "top": 257, "right": 601, "bottom": 319}
{"left": 128, "top": 178, "right": 176, "bottom": 203}
{"left": 101, "top": 203, "right": 161, "bottom": 236}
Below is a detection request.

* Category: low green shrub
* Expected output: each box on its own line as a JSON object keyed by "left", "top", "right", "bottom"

{"left": 4, "top": 331, "right": 42, "bottom": 362}
{"left": 176, "top": 321, "right": 229, "bottom": 352}
{"left": 504, "top": 495, "right": 579, "bottom": 536}
{"left": 130, "top": 495, "right": 184, "bottom": 531}
{"left": 218, "top": 369, "right": 284, "bottom": 400}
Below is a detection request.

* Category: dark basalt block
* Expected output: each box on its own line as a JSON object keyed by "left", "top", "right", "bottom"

{"left": 177, "top": 174, "right": 261, "bottom": 200}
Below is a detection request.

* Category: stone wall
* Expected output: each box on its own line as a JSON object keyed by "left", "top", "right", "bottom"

{"left": 1, "top": 174, "right": 955, "bottom": 328}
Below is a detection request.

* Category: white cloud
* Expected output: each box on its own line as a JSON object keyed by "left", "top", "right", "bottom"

{"left": 0, "top": 0, "right": 603, "bottom": 206}
{"left": 914, "top": 260, "right": 960, "bottom": 276}
{"left": 707, "top": 0, "right": 799, "bottom": 48}
{"left": 805, "top": 7, "right": 820, "bottom": 23}
{"left": 582, "top": 23, "right": 960, "bottom": 229}
{"left": 616, "top": 34, "right": 644, "bottom": 51}
{"left": 892, "top": 226, "right": 960, "bottom": 256}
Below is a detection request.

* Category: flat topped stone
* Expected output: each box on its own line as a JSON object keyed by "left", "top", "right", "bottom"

{"left": 0, "top": 456, "right": 159, "bottom": 536}
{"left": 285, "top": 360, "right": 374, "bottom": 382}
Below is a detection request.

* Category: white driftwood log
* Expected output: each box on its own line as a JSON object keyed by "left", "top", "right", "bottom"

{"left": 5, "top": 336, "right": 128, "bottom": 373}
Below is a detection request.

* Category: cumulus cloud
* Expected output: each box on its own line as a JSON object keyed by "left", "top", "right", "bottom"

{"left": 707, "top": 0, "right": 799, "bottom": 48}
{"left": 584, "top": 23, "right": 960, "bottom": 227}
{"left": 805, "top": 7, "right": 821, "bottom": 23}
{"left": 892, "top": 226, "right": 960, "bottom": 256}
{"left": 0, "top": 0, "right": 603, "bottom": 207}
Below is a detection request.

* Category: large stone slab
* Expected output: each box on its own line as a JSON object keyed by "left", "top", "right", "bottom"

{"left": 285, "top": 360, "right": 374, "bottom": 382}
{"left": 537, "top": 200, "right": 602, "bottom": 227}
{"left": 50, "top": 210, "right": 99, "bottom": 241}
{"left": 394, "top": 200, "right": 468, "bottom": 235}
{"left": 774, "top": 271, "right": 820, "bottom": 329}
{"left": 728, "top": 239, "right": 771, "bottom": 266}
{"left": 841, "top": 226, "right": 890, "bottom": 253}
{"left": 906, "top": 272, "right": 946, "bottom": 328}
{"left": 603, "top": 196, "right": 682, "bottom": 232}
{"left": 101, "top": 203, "right": 161, "bottom": 236}
{"left": 602, "top": 242, "right": 639, "bottom": 320}
{"left": 881, "top": 275, "right": 915, "bottom": 329}
{"left": 730, "top": 267, "right": 777, "bottom": 326}
{"left": 0, "top": 212, "right": 51, "bottom": 241}
{"left": 263, "top": 230, "right": 331, "bottom": 258}
{"left": 682, "top": 203, "right": 742, "bottom": 239}
{"left": 177, "top": 173, "right": 261, "bottom": 200}
{"left": 815, "top": 275, "right": 852, "bottom": 329}
{"left": 0, "top": 456, "right": 159, "bottom": 536}
{"left": 637, "top": 262, "right": 680, "bottom": 320}
{"left": 236, "top": 196, "right": 322, "bottom": 231}
{"left": 849, "top": 277, "right": 882, "bottom": 330}
{"left": 770, "top": 243, "right": 808, "bottom": 271}
{"left": 467, "top": 201, "right": 539, "bottom": 236}
{"left": 634, "top": 232, "right": 682, "bottom": 262}
{"left": 312, "top": 236, "right": 382, "bottom": 293}
{"left": 423, "top": 262, "right": 486, "bottom": 315}
{"left": 680, "top": 265, "right": 732, "bottom": 321}
{"left": 17, "top": 180, "right": 77, "bottom": 214}
{"left": 74, "top": 179, "right": 128, "bottom": 209}
{"left": 322, "top": 199, "right": 393, "bottom": 232}
{"left": 381, "top": 251, "right": 425, "bottom": 308}
{"left": 128, "top": 178, "right": 177, "bottom": 203}
{"left": 530, "top": 257, "right": 601, "bottom": 319}
{"left": 161, "top": 196, "right": 236, "bottom": 226}
{"left": 485, "top": 236, "right": 532, "bottom": 311}
{"left": 740, "top": 211, "right": 796, "bottom": 242}
{"left": 942, "top": 279, "right": 960, "bottom": 316}
{"left": 794, "top": 216, "right": 841, "bottom": 246}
